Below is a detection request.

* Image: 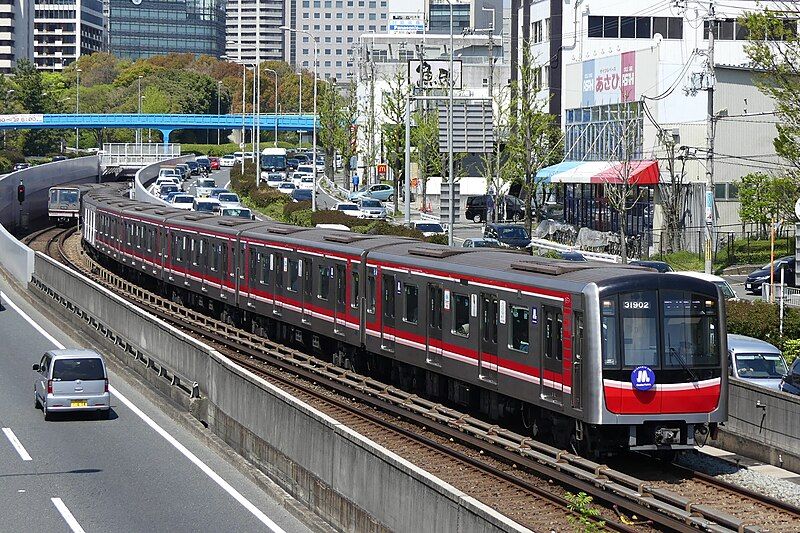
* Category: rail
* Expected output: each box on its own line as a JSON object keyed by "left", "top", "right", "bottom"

{"left": 761, "top": 283, "right": 800, "bottom": 307}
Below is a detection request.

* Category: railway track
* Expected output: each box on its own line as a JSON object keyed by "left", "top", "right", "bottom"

{"left": 32, "top": 226, "right": 800, "bottom": 532}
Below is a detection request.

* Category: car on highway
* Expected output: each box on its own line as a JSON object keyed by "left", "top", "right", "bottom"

{"left": 186, "top": 160, "right": 200, "bottom": 175}
{"left": 465, "top": 195, "right": 525, "bottom": 223}
{"left": 220, "top": 154, "right": 236, "bottom": 167}
{"left": 277, "top": 182, "right": 297, "bottom": 194}
{"left": 13, "top": 162, "right": 31, "bottom": 171}
{"left": 194, "top": 177, "right": 216, "bottom": 197}
{"left": 411, "top": 221, "right": 446, "bottom": 237}
{"left": 158, "top": 167, "right": 180, "bottom": 180}
{"left": 349, "top": 183, "right": 394, "bottom": 202}
{"left": 33, "top": 349, "right": 111, "bottom": 420}
{"left": 195, "top": 156, "right": 211, "bottom": 172}
{"left": 169, "top": 194, "right": 195, "bottom": 210}
{"left": 175, "top": 163, "right": 191, "bottom": 180}
{"left": 298, "top": 175, "right": 315, "bottom": 191}
{"left": 287, "top": 158, "right": 299, "bottom": 171}
{"left": 294, "top": 153, "right": 309, "bottom": 164}
{"left": 208, "top": 187, "right": 230, "bottom": 199}
{"left": 462, "top": 238, "right": 501, "bottom": 248}
{"left": 728, "top": 334, "right": 788, "bottom": 392}
{"left": 357, "top": 198, "right": 387, "bottom": 219}
{"left": 484, "top": 223, "right": 531, "bottom": 249}
{"left": 264, "top": 173, "right": 285, "bottom": 187}
{"left": 51, "top": 155, "right": 68, "bottom": 162}
{"left": 217, "top": 192, "right": 241, "bottom": 209}
{"left": 164, "top": 191, "right": 183, "bottom": 203}
{"left": 296, "top": 164, "right": 315, "bottom": 177}
{"left": 670, "top": 271, "right": 737, "bottom": 300}
{"left": 335, "top": 202, "right": 362, "bottom": 217}
{"left": 220, "top": 207, "right": 254, "bottom": 219}
{"left": 780, "top": 359, "right": 800, "bottom": 396}
{"left": 745, "top": 256, "right": 796, "bottom": 294}
{"left": 193, "top": 198, "right": 219, "bottom": 213}
{"left": 209, "top": 157, "right": 221, "bottom": 170}
{"left": 630, "top": 260, "right": 674, "bottom": 273}
{"left": 291, "top": 188, "right": 313, "bottom": 203}
{"left": 158, "top": 183, "right": 180, "bottom": 199}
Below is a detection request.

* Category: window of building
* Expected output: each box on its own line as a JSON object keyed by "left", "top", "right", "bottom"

{"left": 452, "top": 293, "right": 470, "bottom": 337}
{"left": 588, "top": 15, "right": 683, "bottom": 40}
{"left": 403, "top": 284, "right": 418, "bottom": 324}
{"left": 532, "top": 20, "right": 543, "bottom": 43}
{"left": 509, "top": 306, "right": 530, "bottom": 352}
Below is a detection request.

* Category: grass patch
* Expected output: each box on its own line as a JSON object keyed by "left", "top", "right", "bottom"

{"left": 653, "top": 236, "right": 795, "bottom": 273}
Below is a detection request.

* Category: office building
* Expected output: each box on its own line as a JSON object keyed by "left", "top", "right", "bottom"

{"left": 34, "top": 0, "right": 105, "bottom": 70}
{"left": 225, "top": 0, "right": 284, "bottom": 65}
{"left": 425, "top": 0, "right": 502, "bottom": 35}
{"left": 109, "top": 0, "right": 225, "bottom": 60}
{"left": 0, "top": 0, "right": 34, "bottom": 74}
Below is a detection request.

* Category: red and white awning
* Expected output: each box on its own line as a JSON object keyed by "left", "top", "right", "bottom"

{"left": 536, "top": 160, "right": 660, "bottom": 185}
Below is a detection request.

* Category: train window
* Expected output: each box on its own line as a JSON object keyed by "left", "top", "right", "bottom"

{"left": 303, "top": 259, "right": 312, "bottom": 295}
{"left": 221, "top": 243, "right": 228, "bottom": 274}
{"left": 481, "top": 295, "right": 498, "bottom": 344}
{"left": 555, "top": 314, "right": 563, "bottom": 361}
{"left": 288, "top": 260, "right": 299, "bottom": 292}
{"left": 336, "top": 266, "right": 346, "bottom": 305}
{"left": 429, "top": 285, "right": 442, "bottom": 331}
{"left": 382, "top": 274, "right": 395, "bottom": 319}
{"left": 574, "top": 312, "right": 584, "bottom": 361}
{"left": 601, "top": 298, "right": 619, "bottom": 368}
{"left": 620, "top": 291, "right": 658, "bottom": 368}
{"left": 210, "top": 243, "right": 219, "bottom": 271}
{"left": 351, "top": 271, "right": 360, "bottom": 308}
{"left": 50, "top": 190, "right": 57, "bottom": 203}
{"left": 260, "top": 253, "right": 269, "bottom": 284}
{"left": 403, "top": 284, "right": 418, "bottom": 324}
{"left": 509, "top": 306, "right": 529, "bottom": 353}
{"left": 317, "top": 265, "right": 330, "bottom": 300}
{"left": 275, "top": 254, "right": 283, "bottom": 288}
{"left": 452, "top": 293, "right": 470, "bottom": 337}
{"left": 662, "top": 291, "right": 718, "bottom": 368}
{"left": 367, "top": 274, "right": 376, "bottom": 313}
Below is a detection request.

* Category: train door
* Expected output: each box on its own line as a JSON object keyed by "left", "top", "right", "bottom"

{"left": 273, "top": 252, "right": 283, "bottom": 316}
{"left": 426, "top": 284, "right": 443, "bottom": 366}
{"left": 571, "top": 312, "right": 584, "bottom": 410}
{"left": 380, "top": 272, "right": 395, "bottom": 352}
{"left": 334, "top": 264, "right": 346, "bottom": 335}
{"left": 236, "top": 241, "right": 246, "bottom": 305}
{"left": 541, "top": 305, "right": 563, "bottom": 405}
{"left": 479, "top": 294, "right": 499, "bottom": 384}
{"left": 301, "top": 258, "right": 312, "bottom": 324}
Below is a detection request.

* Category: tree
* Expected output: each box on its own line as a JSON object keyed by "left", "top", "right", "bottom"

{"left": 317, "top": 80, "right": 342, "bottom": 182}
{"left": 656, "top": 128, "right": 691, "bottom": 254}
{"left": 741, "top": 9, "right": 800, "bottom": 179}
{"left": 12, "top": 60, "right": 62, "bottom": 154}
{"left": 336, "top": 80, "right": 359, "bottom": 189}
{"left": 738, "top": 172, "right": 798, "bottom": 237}
{"left": 381, "top": 69, "right": 409, "bottom": 213}
{"left": 411, "top": 105, "right": 439, "bottom": 213}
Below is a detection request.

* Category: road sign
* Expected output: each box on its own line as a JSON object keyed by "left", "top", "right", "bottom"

{"left": 439, "top": 181, "right": 461, "bottom": 224}
{"left": 438, "top": 99, "right": 493, "bottom": 153}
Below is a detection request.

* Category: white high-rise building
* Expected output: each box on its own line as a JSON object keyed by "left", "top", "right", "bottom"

{"left": 0, "top": 0, "right": 34, "bottom": 74}
{"left": 225, "top": 0, "right": 285, "bottom": 65}
{"left": 34, "top": 0, "right": 105, "bottom": 70}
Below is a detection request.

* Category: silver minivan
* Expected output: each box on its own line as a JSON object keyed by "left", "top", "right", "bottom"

{"left": 727, "top": 334, "right": 789, "bottom": 392}
{"left": 33, "top": 349, "right": 111, "bottom": 420}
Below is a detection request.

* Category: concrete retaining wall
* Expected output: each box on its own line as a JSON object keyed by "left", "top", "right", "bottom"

{"left": 715, "top": 379, "right": 800, "bottom": 473}
{"left": 134, "top": 155, "right": 192, "bottom": 205}
{"left": 30, "top": 251, "right": 528, "bottom": 533}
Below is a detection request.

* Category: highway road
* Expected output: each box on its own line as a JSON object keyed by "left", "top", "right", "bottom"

{"left": 0, "top": 276, "right": 314, "bottom": 532}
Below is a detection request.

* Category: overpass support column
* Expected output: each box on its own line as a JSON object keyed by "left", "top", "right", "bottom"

{"left": 159, "top": 129, "right": 173, "bottom": 145}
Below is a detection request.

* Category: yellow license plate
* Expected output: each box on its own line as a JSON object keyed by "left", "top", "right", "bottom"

{"left": 71, "top": 400, "right": 88, "bottom": 407}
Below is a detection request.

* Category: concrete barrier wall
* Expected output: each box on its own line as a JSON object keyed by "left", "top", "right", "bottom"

{"left": 716, "top": 379, "right": 800, "bottom": 472}
{"left": 0, "top": 223, "right": 34, "bottom": 283}
{"left": 134, "top": 155, "right": 192, "bottom": 204}
{"left": 30, "top": 251, "right": 528, "bottom": 533}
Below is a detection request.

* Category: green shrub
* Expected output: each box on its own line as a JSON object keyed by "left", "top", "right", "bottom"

{"left": 289, "top": 209, "right": 313, "bottom": 227}
{"left": 310, "top": 209, "right": 362, "bottom": 228}
{"left": 0, "top": 156, "right": 11, "bottom": 173}
{"left": 726, "top": 299, "right": 800, "bottom": 350}
{"left": 249, "top": 186, "right": 287, "bottom": 208}
{"left": 783, "top": 339, "right": 800, "bottom": 366}
{"left": 283, "top": 200, "right": 311, "bottom": 218}
{"left": 229, "top": 161, "right": 258, "bottom": 197}
{"left": 364, "top": 221, "right": 424, "bottom": 238}
{"left": 263, "top": 201, "right": 286, "bottom": 220}
{"left": 424, "top": 234, "right": 449, "bottom": 245}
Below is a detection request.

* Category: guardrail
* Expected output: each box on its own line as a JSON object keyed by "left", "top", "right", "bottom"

{"left": 761, "top": 283, "right": 800, "bottom": 307}
{"left": 527, "top": 237, "right": 622, "bottom": 263}
{"left": 133, "top": 154, "right": 193, "bottom": 205}
{"left": 100, "top": 143, "right": 181, "bottom": 168}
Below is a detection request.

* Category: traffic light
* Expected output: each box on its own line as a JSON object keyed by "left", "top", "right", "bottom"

{"left": 17, "top": 181, "right": 25, "bottom": 204}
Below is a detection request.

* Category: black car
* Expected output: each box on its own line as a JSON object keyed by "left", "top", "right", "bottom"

{"left": 629, "top": 260, "right": 674, "bottom": 273}
{"left": 287, "top": 158, "right": 299, "bottom": 171}
{"left": 465, "top": 195, "right": 525, "bottom": 223}
{"left": 780, "top": 358, "right": 800, "bottom": 396}
{"left": 745, "top": 256, "right": 796, "bottom": 294}
{"left": 560, "top": 251, "right": 587, "bottom": 262}
{"left": 195, "top": 157, "right": 211, "bottom": 171}
{"left": 291, "top": 188, "right": 313, "bottom": 203}
{"left": 51, "top": 155, "right": 67, "bottom": 162}
{"left": 186, "top": 161, "right": 200, "bottom": 175}
{"left": 484, "top": 223, "right": 531, "bottom": 248}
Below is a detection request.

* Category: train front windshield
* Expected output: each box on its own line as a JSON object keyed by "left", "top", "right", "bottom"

{"left": 601, "top": 290, "right": 720, "bottom": 370}
{"left": 60, "top": 190, "right": 79, "bottom": 203}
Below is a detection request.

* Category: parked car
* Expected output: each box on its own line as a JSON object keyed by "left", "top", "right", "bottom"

{"left": 277, "top": 182, "right": 297, "bottom": 194}
{"left": 335, "top": 202, "right": 362, "bottom": 217}
{"left": 465, "top": 195, "right": 525, "bottom": 223}
{"left": 186, "top": 161, "right": 200, "bottom": 175}
{"left": 169, "top": 194, "right": 195, "bottom": 210}
{"left": 462, "top": 238, "right": 501, "bottom": 248}
{"left": 220, "top": 207, "right": 254, "bottom": 219}
{"left": 13, "top": 162, "right": 31, "bottom": 171}
{"left": 670, "top": 271, "right": 737, "bottom": 300}
{"left": 291, "top": 189, "right": 313, "bottom": 203}
{"left": 217, "top": 192, "right": 241, "bottom": 209}
{"left": 194, "top": 177, "right": 216, "bottom": 198}
{"left": 33, "top": 349, "right": 111, "bottom": 420}
{"left": 728, "top": 334, "right": 788, "bottom": 392}
{"left": 745, "top": 256, "right": 796, "bottom": 294}
{"left": 220, "top": 154, "right": 236, "bottom": 167}
{"left": 559, "top": 251, "right": 587, "bottom": 262}
{"left": 209, "top": 156, "right": 221, "bottom": 170}
{"left": 630, "top": 260, "right": 674, "bottom": 273}
{"left": 357, "top": 199, "right": 387, "bottom": 219}
{"left": 408, "top": 221, "right": 445, "bottom": 237}
{"left": 780, "top": 358, "right": 800, "bottom": 396}
{"left": 195, "top": 157, "right": 211, "bottom": 171}
{"left": 193, "top": 198, "right": 219, "bottom": 213}
{"left": 349, "top": 183, "right": 394, "bottom": 202}
{"left": 484, "top": 223, "right": 531, "bottom": 248}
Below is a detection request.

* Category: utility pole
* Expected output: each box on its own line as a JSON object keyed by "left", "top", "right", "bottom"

{"left": 368, "top": 38, "right": 376, "bottom": 185}
{"left": 704, "top": 5, "right": 716, "bottom": 275}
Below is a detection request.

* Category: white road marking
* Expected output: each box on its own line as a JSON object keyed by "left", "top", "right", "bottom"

{"left": 51, "top": 498, "right": 86, "bottom": 533}
{"left": 2, "top": 291, "right": 286, "bottom": 533}
{"left": 2, "top": 428, "right": 32, "bottom": 461}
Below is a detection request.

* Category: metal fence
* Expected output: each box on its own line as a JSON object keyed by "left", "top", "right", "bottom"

{"left": 100, "top": 143, "right": 181, "bottom": 167}
{"left": 652, "top": 228, "right": 796, "bottom": 262}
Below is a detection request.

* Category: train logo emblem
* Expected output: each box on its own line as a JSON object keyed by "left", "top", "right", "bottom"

{"left": 631, "top": 366, "right": 655, "bottom": 391}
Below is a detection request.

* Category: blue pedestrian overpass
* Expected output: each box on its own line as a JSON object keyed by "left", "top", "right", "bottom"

{"left": 0, "top": 113, "right": 316, "bottom": 144}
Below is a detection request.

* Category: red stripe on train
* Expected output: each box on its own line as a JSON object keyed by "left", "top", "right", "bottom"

{"left": 604, "top": 385, "right": 721, "bottom": 414}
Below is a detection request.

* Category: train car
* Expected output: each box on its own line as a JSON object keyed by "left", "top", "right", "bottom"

{"left": 81, "top": 189, "right": 727, "bottom": 456}
{"left": 48, "top": 186, "right": 82, "bottom": 225}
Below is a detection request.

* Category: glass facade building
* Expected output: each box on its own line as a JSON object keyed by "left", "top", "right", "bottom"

{"left": 109, "top": 0, "right": 225, "bottom": 59}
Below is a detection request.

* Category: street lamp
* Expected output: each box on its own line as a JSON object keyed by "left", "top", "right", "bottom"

{"left": 76, "top": 68, "right": 82, "bottom": 152}
{"left": 445, "top": 1, "right": 455, "bottom": 246}
{"left": 297, "top": 71, "right": 303, "bottom": 148}
{"left": 264, "top": 67, "right": 279, "bottom": 147}
{"left": 4, "top": 89, "right": 13, "bottom": 149}
{"left": 282, "top": 25, "right": 318, "bottom": 211}
{"left": 217, "top": 80, "right": 223, "bottom": 144}
{"left": 137, "top": 75, "right": 143, "bottom": 146}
